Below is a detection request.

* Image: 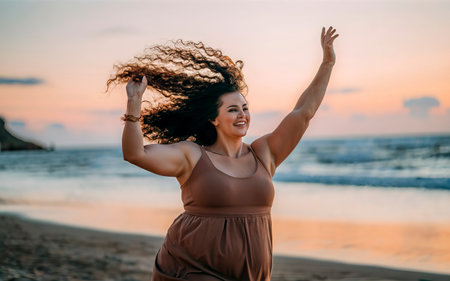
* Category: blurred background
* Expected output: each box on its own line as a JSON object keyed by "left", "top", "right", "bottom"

{"left": 1, "top": 0, "right": 449, "bottom": 276}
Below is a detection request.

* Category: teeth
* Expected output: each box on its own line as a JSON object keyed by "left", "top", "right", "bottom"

{"left": 235, "top": 122, "right": 246, "bottom": 125}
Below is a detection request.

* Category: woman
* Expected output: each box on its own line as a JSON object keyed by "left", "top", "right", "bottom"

{"left": 107, "top": 26, "right": 338, "bottom": 281}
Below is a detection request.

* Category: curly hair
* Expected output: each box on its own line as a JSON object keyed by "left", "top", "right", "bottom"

{"left": 106, "top": 40, "right": 247, "bottom": 146}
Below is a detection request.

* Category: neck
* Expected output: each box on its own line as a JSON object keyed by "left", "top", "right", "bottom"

{"left": 208, "top": 135, "right": 244, "bottom": 158}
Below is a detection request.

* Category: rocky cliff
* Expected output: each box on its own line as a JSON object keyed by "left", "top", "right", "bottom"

{"left": 0, "top": 117, "right": 46, "bottom": 151}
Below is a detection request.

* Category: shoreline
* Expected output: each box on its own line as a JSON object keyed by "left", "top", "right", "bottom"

{"left": 1, "top": 212, "right": 449, "bottom": 281}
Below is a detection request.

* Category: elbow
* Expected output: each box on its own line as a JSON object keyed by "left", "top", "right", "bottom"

{"left": 122, "top": 146, "right": 146, "bottom": 164}
{"left": 304, "top": 111, "right": 315, "bottom": 121}
{"left": 123, "top": 153, "right": 139, "bottom": 164}
{"left": 123, "top": 154, "right": 133, "bottom": 163}
{"left": 293, "top": 108, "right": 315, "bottom": 122}
{"left": 303, "top": 107, "right": 317, "bottom": 120}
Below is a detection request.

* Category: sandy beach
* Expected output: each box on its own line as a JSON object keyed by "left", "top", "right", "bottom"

{"left": 1, "top": 213, "right": 449, "bottom": 281}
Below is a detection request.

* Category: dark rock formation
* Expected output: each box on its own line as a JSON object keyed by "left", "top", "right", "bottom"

{"left": 0, "top": 117, "right": 46, "bottom": 151}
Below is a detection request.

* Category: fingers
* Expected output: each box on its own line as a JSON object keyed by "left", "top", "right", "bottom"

{"left": 323, "top": 26, "right": 336, "bottom": 36}
{"left": 138, "top": 75, "right": 148, "bottom": 93}
{"left": 322, "top": 26, "right": 339, "bottom": 44}
{"left": 142, "top": 76, "right": 148, "bottom": 88}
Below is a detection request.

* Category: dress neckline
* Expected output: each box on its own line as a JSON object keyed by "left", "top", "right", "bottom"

{"left": 201, "top": 145, "right": 259, "bottom": 179}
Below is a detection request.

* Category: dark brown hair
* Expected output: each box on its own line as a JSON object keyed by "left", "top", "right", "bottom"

{"left": 106, "top": 40, "right": 247, "bottom": 145}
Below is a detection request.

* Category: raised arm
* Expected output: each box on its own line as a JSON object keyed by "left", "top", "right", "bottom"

{"left": 122, "top": 76, "right": 191, "bottom": 178}
{"left": 252, "top": 26, "right": 339, "bottom": 176}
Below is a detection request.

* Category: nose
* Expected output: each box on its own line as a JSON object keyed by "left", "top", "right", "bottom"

{"left": 237, "top": 109, "right": 245, "bottom": 117}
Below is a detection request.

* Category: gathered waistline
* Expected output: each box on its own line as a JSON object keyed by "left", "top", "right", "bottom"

{"left": 183, "top": 209, "right": 271, "bottom": 218}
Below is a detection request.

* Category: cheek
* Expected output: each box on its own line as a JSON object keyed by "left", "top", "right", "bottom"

{"left": 224, "top": 112, "right": 237, "bottom": 123}
{"left": 217, "top": 111, "right": 236, "bottom": 126}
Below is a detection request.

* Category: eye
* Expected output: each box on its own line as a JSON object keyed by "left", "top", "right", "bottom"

{"left": 228, "top": 109, "right": 238, "bottom": 112}
{"left": 243, "top": 107, "right": 249, "bottom": 111}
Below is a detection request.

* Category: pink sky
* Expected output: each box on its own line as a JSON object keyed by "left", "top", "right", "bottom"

{"left": 1, "top": 0, "right": 449, "bottom": 147}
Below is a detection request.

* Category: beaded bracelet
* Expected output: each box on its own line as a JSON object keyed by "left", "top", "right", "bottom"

{"left": 121, "top": 114, "right": 141, "bottom": 122}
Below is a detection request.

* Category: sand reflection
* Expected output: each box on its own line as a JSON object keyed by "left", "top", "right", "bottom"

{"left": 1, "top": 203, "right": 449, "bottom": 274}
{"left": 272, "top": 217, "right": 450, "bottom": 274}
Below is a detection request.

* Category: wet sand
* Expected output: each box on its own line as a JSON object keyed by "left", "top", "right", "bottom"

{"left": 272, "top": 218, "right": 450, "bottom": 274}
{"left": 2, "top": 202, "right": 449, "bottom": 274}
{"left": 1, "top": 213, "right": 449, "bottom": 281}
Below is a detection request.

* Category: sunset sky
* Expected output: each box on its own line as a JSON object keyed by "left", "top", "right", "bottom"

{"left": 1, "top": 0, "right": 449, "bottom": 147}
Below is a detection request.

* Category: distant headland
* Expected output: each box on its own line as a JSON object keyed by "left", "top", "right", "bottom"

{"left": 0, "top": 117, "right": 49, "bottom": 151}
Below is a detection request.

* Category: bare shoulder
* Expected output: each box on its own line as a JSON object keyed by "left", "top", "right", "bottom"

{"left": 250, "top": 135, "right": 275, "bottom": 177}
{"left": 174, "top": 141, "right": 203, "bottom": 185}
{"left": 177, "top": 141, "right": 202, "bottom": 165}
{"left": 143, "top": 140, "right": 200, "bottom": 155}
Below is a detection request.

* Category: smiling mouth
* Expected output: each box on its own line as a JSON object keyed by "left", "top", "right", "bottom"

{"left": 234, "top": 121, "right": 247, "bottom": 127}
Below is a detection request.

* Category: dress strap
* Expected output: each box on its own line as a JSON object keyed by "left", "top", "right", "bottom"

{"left": 248, "top": 144, "right": 272, "bottom": 177}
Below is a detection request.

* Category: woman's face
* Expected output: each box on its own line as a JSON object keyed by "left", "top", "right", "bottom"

{"left": 212, "top": 91, "right": 250, "bottom": 138}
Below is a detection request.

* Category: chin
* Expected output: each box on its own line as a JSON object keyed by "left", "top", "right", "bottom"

{"left": 227, "top": 125, "right": 249, "bottom": 138}
{"left": 235, "top": 129, "right": 248, "bottom": 137}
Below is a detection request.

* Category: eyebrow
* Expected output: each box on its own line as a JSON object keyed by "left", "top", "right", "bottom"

{"left": 226, "top": 104, "right": 248, "bottom": 109}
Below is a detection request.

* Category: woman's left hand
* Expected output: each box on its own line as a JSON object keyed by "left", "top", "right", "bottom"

{"left": 321, "top": 26, "right": 339, "bottom": 65}
{"left": 126, "top": 75, "right": 148, "bottom": 100}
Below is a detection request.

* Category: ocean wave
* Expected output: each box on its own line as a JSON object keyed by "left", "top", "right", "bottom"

{"left": 273, "top": 173, "right": 450, "bottom": 190}
{"left": 1, "top": 134, "right": 449, "bottom": 189}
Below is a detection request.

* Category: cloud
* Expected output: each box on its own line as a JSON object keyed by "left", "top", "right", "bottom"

{"left": 9, "top": 120, "right": 26, "bottom": 128}
{"left": 45, "top": 123, "right": 65, "bottom": 131}
{"left": 328, "top": 87, "right": 359, "bottom": 94}
{"left": 403, "top": 96, "right": 440, "bottom": 118}
{"left": 0, "top": 77, "right": 44, "bottom": 86}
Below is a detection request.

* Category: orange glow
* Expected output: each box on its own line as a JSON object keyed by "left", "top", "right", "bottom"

{"left": 272, "top": 217, "right": 450, "bottom": 274}
{"left": 6, "top": 203, "right": 449, "bottom": 274}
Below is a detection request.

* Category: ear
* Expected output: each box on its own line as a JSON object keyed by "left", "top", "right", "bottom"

{"left": 210, "top": 118, "right": 219, "bottom": 127}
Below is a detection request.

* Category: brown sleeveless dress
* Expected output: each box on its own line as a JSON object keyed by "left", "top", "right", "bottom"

{"left": 152, "top": 144, "right": 275, "bottom": 281}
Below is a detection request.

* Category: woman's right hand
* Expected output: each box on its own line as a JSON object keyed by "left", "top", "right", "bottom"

{"left": 321, "top": 26, "right": 339, "bottom": 65}
{"left": 126, "top": 75, "right": 148, "bottom": 100}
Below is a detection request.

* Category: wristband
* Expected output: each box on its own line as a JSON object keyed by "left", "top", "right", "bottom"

{"left": 121, "top": 114, "right": 141, "bottom": 122}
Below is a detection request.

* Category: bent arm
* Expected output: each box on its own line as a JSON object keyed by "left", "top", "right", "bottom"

{"left": 122, "top": 78, "right": 189, "bottom": 177}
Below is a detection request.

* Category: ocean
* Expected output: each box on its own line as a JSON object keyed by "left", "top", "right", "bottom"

{"left": 1, "top": 134, "right": 450, "bottom": 274}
